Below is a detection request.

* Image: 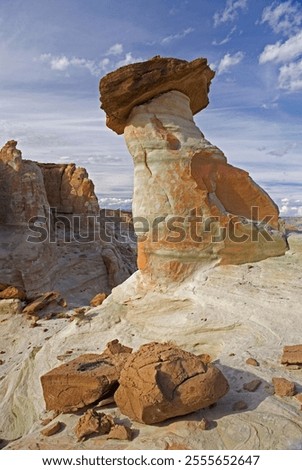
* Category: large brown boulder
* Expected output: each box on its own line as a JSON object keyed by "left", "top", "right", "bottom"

{"left": 114, "top": 342, "right": 229, "bottom": 424}
{"left": 41, "top": 340, "right": 132, "bottom": 413}
{"left": 100, "top": 56, "right": 214, "bottom": 134}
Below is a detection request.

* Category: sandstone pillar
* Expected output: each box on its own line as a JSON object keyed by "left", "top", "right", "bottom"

{"left": 100, "top": 57, "right": 287, "bottom": 282}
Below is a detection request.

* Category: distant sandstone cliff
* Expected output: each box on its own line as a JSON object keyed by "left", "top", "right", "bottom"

{"left": 0, "top": 140, "right": 136, "bottom": 304}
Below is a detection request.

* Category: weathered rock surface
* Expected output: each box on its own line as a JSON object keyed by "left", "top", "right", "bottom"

{"left": 100, "top": 56, "right": 214, "bottom": 134}
{"left": 272, "top": 377, "right": 296, "bottom": 397}
{"left": 114, "top": 342, "right": 229, "bottom": 424}
{"left": 38, "top": 163, "right": 99, "bottom": 216}
{"left": 23, "top": 292, "right": 64, "bottom": 316}
{"left": 100, "top": 57, "right": 287, "bottom": 283}
{"left": 281, "top": 345, "right": 302, "bottom": 365}
{"left": 41, "top": 340, "right": 132, "bottom": 412}
{"left": 0, "top": 299, "right": 22, "bottom": 315}
{"left": 1, "top": 234, "right": 302, "bottom": 449}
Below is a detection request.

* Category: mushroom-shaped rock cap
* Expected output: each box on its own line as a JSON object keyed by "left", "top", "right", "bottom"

{"left": 99, "top": 56, "right": 215, "bottom": 134}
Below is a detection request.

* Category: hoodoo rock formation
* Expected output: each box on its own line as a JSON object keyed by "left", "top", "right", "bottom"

{"left": 100, "top": 56, "right": 287, "bottom": 282}
{"left": 0, "top": 140, "right": 136, "bottom": 302}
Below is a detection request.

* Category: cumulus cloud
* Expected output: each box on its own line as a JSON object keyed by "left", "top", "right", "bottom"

{"left": 39, "top": 48, "right": 142, "bottom": 76}
{"left": 278, "top": 59, "right": 302, "bottom": 91}
{"left": 259, "top": 31, "right": 302, "bottom": 64}
{"left": 279, "top": 197, "right": 302, "bottom": 216}
{"left": 260, "top": 0, "right": 302, "bottom": 36}
{"left": 160, "top": 27, "right": 194, "bottom": 45}
{"left": 39, "top": 53, "right": 106, "bottom": 76}
{"left": 216, "top": 51, "right": 244, "bottom": 74}
{"left": 213, "top": 0, "right": 247, "bottom": 27}
{"left": 105, "top": 43, "right": 123, "bottom": 56}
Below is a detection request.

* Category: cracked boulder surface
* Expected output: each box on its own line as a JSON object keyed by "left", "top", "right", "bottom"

{"left": 100, "top": 57, "right": 288, "bottom": 283}
{"left": 41, "top": 340, "right": 132, "bottom": 413}
{"left": 114, "top": 342, "right": 229, "bottom": 424}
{"left": 100, "top": 56, "right": 214, "bottom": 134}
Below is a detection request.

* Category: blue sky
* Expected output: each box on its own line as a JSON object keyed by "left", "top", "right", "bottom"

{"left": 0, "top": 0, "right": 301, "bottom": 215}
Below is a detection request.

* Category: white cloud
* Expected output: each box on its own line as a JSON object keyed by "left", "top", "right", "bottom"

{"left": 105, "top": 43, "right": 123, "bottom": 56}
{"left": 279, "top": 197, "right": 302, "bottom": 216}
{"left": 278, "top": 59, "right": 302, "bottom": 91}
{"left": 212, "top": 26, "right": 237, "bottom": 46}
{"left": 115, "top": 52, "right": 142, "bottom": 68}
{"left": 39, "top": 53, "right": 107, "bottom": 76}
{"left": 216, "top": 51, "right": 244, "bottom": 74}
{"left": 260, "top": 0, "right": 302, "bottom": 36}
{"left": 213, "top": 0, "right": 247, "bottom": 27}
{"left": 160, "top": 27, "right": 194, "bottom": 45}
{"left": 259, "top": 31, "right": 302, "bottom": 64}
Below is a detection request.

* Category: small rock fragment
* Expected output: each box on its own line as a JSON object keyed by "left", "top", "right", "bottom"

{"left": 243, "top": 379, "right": 262, "bottom": 392}
{"left": 75, "top": 409, "right": 100, "bottom": 441}
{"left": 58, "top": 298, "right": 67, "bottom": 308}
{"left": 199, "top": 417, "right": 210, "bottom": 430}
{"left": 99, "top": 413, "right": 114, "bottom": 435}
{"left": 90, "top": 293, "right": 107, "bottom": 307}
{"left": 272, "top": 377, "right": 296, "bottom": 397}
{"left": 105, "top": 339, "right": 132, "bottom": 355}
{"left": 165, "top": 442, "right": 191, "bottom": 450}
{"left": 232, "top": 400, "right": 248, "bottom": 411}
{"left": 107, "top": 424, "right": 132, "bottom": 441}
{"left": 0, "top": 286, "right": 26, "bottom": 300}
{"left": 0, "top": 360, "right": 4, "bottom": 365}
{"left": 22, "top": 291, "right": 62, "bottom": 316}
{"left": 295, "top": 393, "right": 302, "bottom": 403}
{"left": 281, "top": 345, "right": 302, "bottom": 365}
{"left": 286, "top": 364, "right": 301, "bottom": 370}
{"left": 41, "top": 421, "right": 62, "bottom": 437}
{"left": 198, "top": 354, "right": 211, "bottom": 364}
{"left": 246, "top": 358, "right": 259, "bottom": 367}
{"left": 40, "top": 417, "right": 52, "bottom": 426}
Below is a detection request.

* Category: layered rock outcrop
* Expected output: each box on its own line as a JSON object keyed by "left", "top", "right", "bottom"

{"left": 38, "top": 163, "right": 99, "bottom": 216}
{"left": 100, "top": 57, "right": 287, "bottom": 282}
{"left": 0, "top": 140, "right": 136, "bottom": 302}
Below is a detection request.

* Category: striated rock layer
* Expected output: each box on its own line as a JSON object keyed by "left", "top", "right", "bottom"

{"left": 100, "top": 57, "right": 287, "bottom": 283}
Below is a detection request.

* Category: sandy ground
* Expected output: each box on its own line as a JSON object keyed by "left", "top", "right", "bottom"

{"left": 0, "top": 233, "right": 301, "bottom": 450}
